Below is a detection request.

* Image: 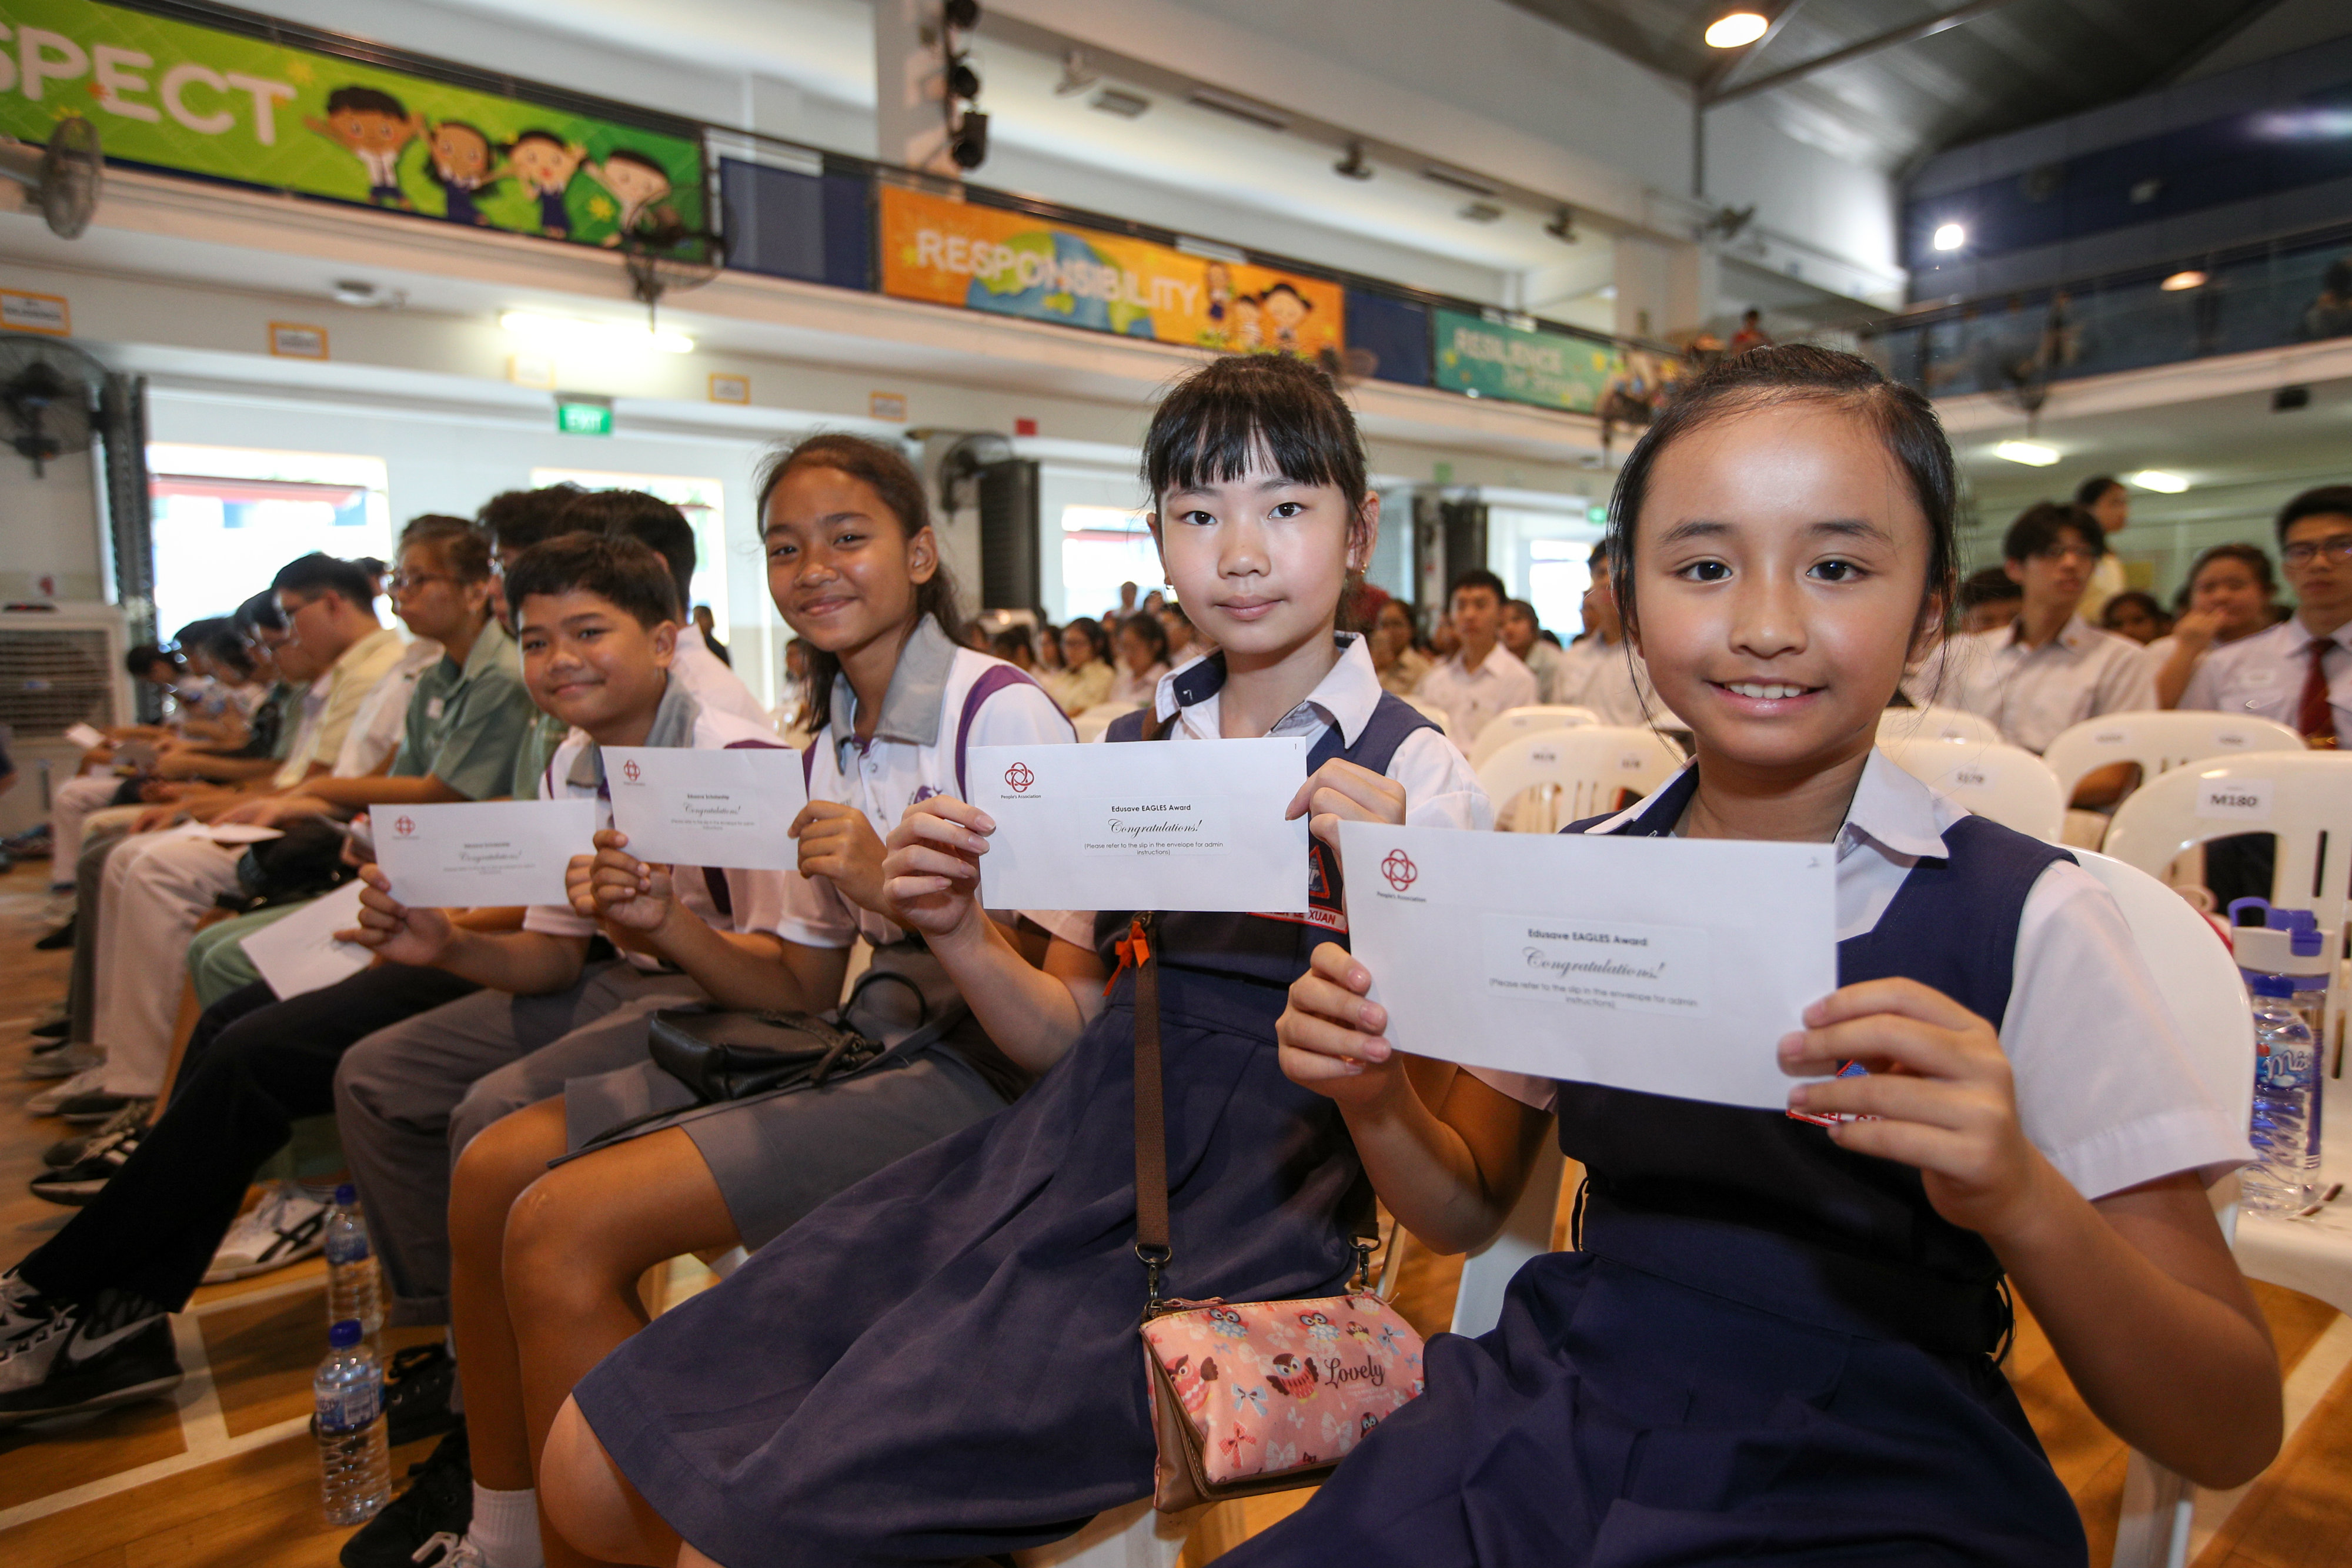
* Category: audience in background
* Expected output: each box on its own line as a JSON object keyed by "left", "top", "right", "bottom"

{"left": 1157, "top": 600, "right": 1201, "bottom": 664}
{"left": 2099, "top": 589, "right": 2171, "bottom": 645}
{"left": 2180, "top": 486, "right": 2351, "bottom": 745}
{"left": 990, "top": 626, "right": 1038, "bottom": 670}
{"left": 1955, "top": 564, "right": 2024, "bottom": 633}
{"left": 1043, "top": 614, "right": 1114, "bottom": 716}
{"left": 1415, "top": 567, "right": 1536, "bottom": 746}
{"left": 2073, "top": 474, "right": 2132, "bottom": 620}
{"left": 1547, "top": 543, "right": 1678, "bottom": 727}
{"left": 1370, "top": 596, "right": 1431, "bottom": 697}
{"left": 691, "top": 603, "right": 731, "bottom": 666}
{"left": 1500, "top": 597, "right": 1565, "bottom": 703}
{"left": 2142, "top": 542, "right": 2278, "bottom": 708}
{"left": 1107, "top": 611, "right": 1171, "bottom": 707}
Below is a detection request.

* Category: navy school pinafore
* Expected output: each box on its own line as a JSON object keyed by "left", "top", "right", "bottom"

{"left": 570, "top": 673, "right": 1436, "bottom": 1568}
{"left": 1221, "top": 767, "right": 2092, "bottom": 1568}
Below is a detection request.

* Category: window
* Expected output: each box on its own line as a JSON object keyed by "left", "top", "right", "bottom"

{"left": 1526, "top": 539, "right": 1594, "bottom": 641}
{"left": 530, "top": 469, "right": 730, "bottom": 632}
{"left": 1487, "top": 503, "right": 1601, "bottom": 641}
{"left": 1058, "top": 504, "right": 1159, "bottom": 623}
{"left": 147, "top": 445, "right": 392, "bottom": 640}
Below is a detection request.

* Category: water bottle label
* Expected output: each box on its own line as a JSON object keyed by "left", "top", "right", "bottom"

{"left": 315, "top": 1380, "right": 381, "bottom": 1431}
{"left": 325, "top": 1235, "right": 372, "bottom": 1264}
{"left": 2260, "top": 1042, "right": 2316, "bottom": 1088}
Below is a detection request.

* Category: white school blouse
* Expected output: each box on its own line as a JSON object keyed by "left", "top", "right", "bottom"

{"left": 1474, "top": 750, "right": 2249, "bottom": 1203}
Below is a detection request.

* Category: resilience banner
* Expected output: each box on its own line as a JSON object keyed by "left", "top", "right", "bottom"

{"left": 1433, "top": 307, "right": 1626, "bottom": 413}
{"left": 0, "top": 0, "right": 704, "bottom": 246}
{"left": 880, "top": 183, "right": 1343, "bottom": 357}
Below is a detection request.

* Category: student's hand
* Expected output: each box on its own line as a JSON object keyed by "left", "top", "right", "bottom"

{"left": 1277, "top": 942, "right": 1410, "bottom": 1111}
{"left": 881, "top": 797, "right": 992, "bottom": 944}
{"left": 132, "top": 804, "right": 183, "bottom": 834}
{"left": 573, "top": 830, "right": 678, "bottom": 934}
{"left": 343, "top": 864, "right": 456, "bottom": 966}
{"left": 216, "top": 795, "right": 328, "bottom": 828}
{"left": 2170, "top": 606, "right": 2227, "bottom": 654}
{"left": 793, "top": 801, "right": 888, "bottom": 914}
{"left": 1286, "top": 758, "right": 1407, "bottom": 850}
{"left": 138, "top": 779, "right": 187, "bottom": 804}
{"left": 1780, "top": 977, "right": 2049, "bottom": 1239}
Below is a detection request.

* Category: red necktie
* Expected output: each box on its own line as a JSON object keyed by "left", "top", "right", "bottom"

{"left": 2299, "top": 640, "right": 2338, "bottom": 748}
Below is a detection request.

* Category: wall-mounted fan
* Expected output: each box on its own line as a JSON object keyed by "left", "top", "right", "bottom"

{"left": 0, "top": 334, "right": 109, "bottom": 476}
{"left": 0, "top": 114, "right": 101, "bottom": 239}
{"left": 620, "top": 213, "right": 727, "bottom": 332}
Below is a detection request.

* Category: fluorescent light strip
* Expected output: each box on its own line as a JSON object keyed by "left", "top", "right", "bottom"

{"left": 2130, "top": 470, "right": 2189, "bottom": 493}
{"left": 500, "top": 310, "right": 693, "bottom": 355}
{"left": 1994, "top": 440, "right": 2059, "bottom": 466}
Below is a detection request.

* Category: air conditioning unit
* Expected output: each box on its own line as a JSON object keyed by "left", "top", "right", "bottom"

{"left": 0, "top": 602, "right": 132, "bottom": 838}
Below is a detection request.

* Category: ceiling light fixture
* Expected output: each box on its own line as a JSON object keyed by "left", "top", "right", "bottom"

{"left": 1088, "top": 86, "right": 1150, "bottom": 118}
{"left": 1931, "top": 222, "right": 1966, "bottom": 252}
{"left": 1185, "top": 86, "right": 1291, "bottom": 133}
{"left": 2129, "top": 469, "right": 2190, "bottom": 493}
{"left": 1994, "top": 440, "right": 2059, "bottom": 467}
{"left": 1545, "top": 206, "right": 1579, "bottom": 243}
{"left": 1705, "top": 11, "right": 1770, "bottom": 48}
{"left": 2159, "top": 269, "right": 2208, "bottom": 292}
{"left": 500, "top": 310, "right": 693, "bottom": 355}
{"left": 1421, "top": 165, "right": 1499, "bottom": 199}
{"left": 1458, "top": 201, "right": 1505, "bottom": 223}
{"left": 1333, "top": 141, "right": 1372, "bottom": 180}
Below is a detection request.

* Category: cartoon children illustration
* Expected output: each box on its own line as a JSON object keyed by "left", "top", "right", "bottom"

{"left": 1205, "top": 261, "right": 1234, "bottom": 335}
{"left": 423, "top": 120, "right": 503, "bottom": 226}
{"left": 1232, "top": 292, "right": 1265, "bottom": 352}
{"left": 1260, "top": 280, "right": 1314, "bottom": 355}
{"left": 305, "top": 85, "right": 425, "bottom": 209}
{"left": 508, "top": 129, "right": 589, "bottom": 239}
{"left": 585, "top": 148, "right": 677, "bottom": 245}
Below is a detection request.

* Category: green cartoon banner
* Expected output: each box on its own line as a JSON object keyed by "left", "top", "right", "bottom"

{"left": 1432, "top": 307, "right": 1623, "bottom": 413}
{"left": 0, "top": 0, "right": 704, "bottom": 246}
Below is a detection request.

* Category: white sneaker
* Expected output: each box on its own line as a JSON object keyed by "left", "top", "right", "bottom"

{"left": 409, "top": 1532, "right": 490, "bottom": 1566}
{"left": 204, "top": 1183, "right": 331, "bottom": 1283}
{"left": 25, "top": 1064, "right": 108, "bottom": 1116}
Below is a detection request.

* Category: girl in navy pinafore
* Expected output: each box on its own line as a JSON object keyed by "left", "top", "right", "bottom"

{"left": 552, "top": 352, "right": 1494, "bottom": 1567}
{"left": 1230, "top": 347, "right": 2276, "bottom": 1567}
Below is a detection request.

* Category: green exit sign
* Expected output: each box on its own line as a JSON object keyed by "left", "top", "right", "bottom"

{"left": 555, "top": 396, "right": 613, "bottom": 436}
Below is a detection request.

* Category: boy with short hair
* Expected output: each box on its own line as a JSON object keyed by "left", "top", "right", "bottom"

{"left": 2182, "top": 484, "right": 2351, "bottom": 745}
{"left": 1416, "top": 567, "right": 1538, "bottom": 748}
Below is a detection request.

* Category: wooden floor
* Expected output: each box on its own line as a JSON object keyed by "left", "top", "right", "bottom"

{"left": 0, "top": 855, "right": 2348, "bottom": 1567}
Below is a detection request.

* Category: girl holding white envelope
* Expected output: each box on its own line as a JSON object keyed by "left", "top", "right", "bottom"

{"left": 539, "top": 355, "right": 1489, "bottom": 1567}
{"left": 1232, "top": 347, "right": 2279, "bottom": 1566}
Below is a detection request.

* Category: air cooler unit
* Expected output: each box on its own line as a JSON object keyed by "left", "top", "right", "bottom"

{"left": 0, "top": 602, "right": 131, "bottom": 837}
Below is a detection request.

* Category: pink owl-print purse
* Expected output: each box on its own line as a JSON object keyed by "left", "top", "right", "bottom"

{"left": 1120, "top": 916, "right": 1429, "bottom": 1510}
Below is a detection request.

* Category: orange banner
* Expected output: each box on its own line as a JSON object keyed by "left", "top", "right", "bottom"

{"left": 878, "top": 184, "right": 1342, "bottom": 357}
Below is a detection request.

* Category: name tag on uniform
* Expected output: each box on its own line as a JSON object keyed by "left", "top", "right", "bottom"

{"left": 968, "top": 737, "right": 1309, "bottom": 913}
{"left": 425, "top": 697, "right": 446, "bottom": 721}
{"left": 1338, "top": 823, "right": 1838, "bottom": 1109}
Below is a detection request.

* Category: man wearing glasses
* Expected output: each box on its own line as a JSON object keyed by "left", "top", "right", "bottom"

{"left": 2182, "top": 486, "right": 2352, "bottom": 748}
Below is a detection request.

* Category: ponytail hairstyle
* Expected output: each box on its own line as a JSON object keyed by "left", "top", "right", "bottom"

{"left": 753, "top": 432, "right": 965, "bottom": 735}
{"left": 1606, "top": 345, "right": 1959, "bottom": 652}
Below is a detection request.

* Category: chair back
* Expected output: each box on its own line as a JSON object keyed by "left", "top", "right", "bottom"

{"left": 1474, "top": 725, "right": 1685, "bottom": 835}
{"left": 2041, "top": 711, "right": 2306, "bottom": 803}
{"left": 1876, "top": 706, "right": 2003, "bottom": 745}
{"left": 1879, "top": 736, "right": 2067, "bottom": 841}
{"left": 2103, "top": 753, "right": 2352, "bottom": 943}
{"left": 1466, "top": 704, "right": 1601, "bottom": 769}
{"left": 1071, "top": 703, "right": 1138, "bottom": 744}
{"left": 1397, "top": 692, "right": 1454, "bottom": 741}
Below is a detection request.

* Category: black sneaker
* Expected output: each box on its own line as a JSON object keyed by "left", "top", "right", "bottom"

{"left": 30, "top": 1124, "right": 142, "bottom": 1205}
{"left": 42, "top": 1100, "right": 146, "bottom": 1168}
{"left": 384, "top": 1343, "right": 459, "bottom": 1447}
{"left": 32, "top": 916, "right": 75, "bottom": 951}
{"left": 339, "top": 1420, "right": 472, "bottom": 1568}
{"left": 30, "top": 1016, "right": 70, "bottom": 1039}
{"left": 0, "top": 1290, "right": 181, "bottom": 1426}
{"left": 58, "top": 1089, "right": 139, "bottom": 1127}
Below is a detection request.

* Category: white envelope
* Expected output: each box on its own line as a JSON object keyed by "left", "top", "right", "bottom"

{"left": 1338, "top": 821, "right": 1838, "bottom": 1109}
{"left": 239, "top": 880, "right": 372, "bottom": 1000}
{"left": 602, "top": 745, "right": 808, "bottom": 870}
{"left": 65, "top": 722, "right": 106, "bottom": 748}
{"left": 373, "top": 799, "right": 598, "bottom": 908}
{"left": 967, "top": 738, "right": 1310, "bottom": 914}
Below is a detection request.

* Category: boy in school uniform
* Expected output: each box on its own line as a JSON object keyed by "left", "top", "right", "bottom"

{"left": 1416, "top": 567, "right": 1538, "bottom": 748}
{"left": 1551, "top": 541, "right": 1682, "bottom": 727}
{"left": 2180, "top": 484, "right": 2352, "bottom": 746}
{"left": 1909, "top": 502, "right": 2154, "bottom": 754}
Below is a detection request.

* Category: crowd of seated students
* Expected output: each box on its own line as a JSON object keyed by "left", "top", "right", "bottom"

{"left": 0, "top": 350, "right": 2331, "bottom": 1568}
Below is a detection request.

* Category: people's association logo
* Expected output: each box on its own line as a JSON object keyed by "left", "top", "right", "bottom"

{"left": 1380, "top": 848, "right": 1417, "bottom": 892}
{"left": 393, "top": 815, "right": 417, "bottom": 838}
{"left": 1004, "top": 761, "right": 1035, "bottom": 794}
{"left": 621, "top": 759, "right": 643, "bottom": 784}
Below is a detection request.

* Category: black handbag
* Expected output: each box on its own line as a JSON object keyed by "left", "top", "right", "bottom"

{"left": 222, "top": 818, "right": 356, "bottom": 912}
{"left": 646, "top": 969, "right": 950, "bottom": 1105}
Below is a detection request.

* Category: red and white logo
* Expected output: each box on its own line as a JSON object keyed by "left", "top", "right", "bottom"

{"left": 1004, "top": 761, "right": 1035, "bottom": 794}
{"left": 393, "top": 815, "right": 417, "bottom": 838}
{"left": 1381, "top": 848, "right": 1417, "bottom": 892}
{"left": 621, "top": 759, "right": 643, "bottom": 784}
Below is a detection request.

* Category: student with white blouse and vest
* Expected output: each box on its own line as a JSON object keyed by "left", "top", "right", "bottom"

{"left": 2180, "top": 486, "right": 2352, "bottom": 748}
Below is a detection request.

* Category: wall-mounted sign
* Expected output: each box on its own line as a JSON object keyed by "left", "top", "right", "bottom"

{"left": 878, "top": 184, "right": 1343, "bottom": 357}
{"left": 868, "top": 390, "right": 907, "bottom": 423}
{"left": 0, "top": 288, "right": 70, "bottom": 335}
{"left": 509, "top": 353, "right": 556, "bottom": 390}
{"left": 269, "top": 322, "right": 328, "bottom": 359}
{"left": 707, "top": 373, "right": 749, "bottom": 405}
{"left": 554, "top": 394, "right": 613, "bottom": 436}
{"left": 1432, "top": 309, "right": 1622, "bottom": 413}
{"left": 0, "top": 0, "right": 706, "bottom": 250}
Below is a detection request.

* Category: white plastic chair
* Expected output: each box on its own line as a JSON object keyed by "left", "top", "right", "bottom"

{"left": 1876, "top": 706, "right": 2004, "bottom": 745}
{"left": 2042, "top": 712, "right": 2306, "bottom": 805}
{"left": 1466, "top": 704, "right": 1602, "bottom": 770}
{"left": 1879, "top": 736, "right": 2067, "bottom": 842}
{"left": 1398, "top": 692, "right": 1454, "bottom": 741}
{"left": 1475, "top": 726, "right": 1686, "bottom": 835}
{"left": 1073, "top": 703, "right": 1140, "bottom": 744}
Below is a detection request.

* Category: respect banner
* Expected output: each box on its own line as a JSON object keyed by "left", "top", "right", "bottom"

{"left": 879, "top": 183, "right": 1342, "bottom": 356}
{"left": 1434, "top": 307, "right": 1623, "bottom": 413}
{"left": 0, "top": 0, "right": 704, "bottom": 246}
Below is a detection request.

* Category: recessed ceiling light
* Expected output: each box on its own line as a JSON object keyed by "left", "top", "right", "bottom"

{"left": 2129, "top": 469, "right": 2189, "bottom": 493}
{"left": 1932, "top": 222, "right": 1966, "bottom": 252}
{"left": 1994, "top": 440, "right": 2059, "bottom": 466}
{"left": 500, "top": 310, "right": 692, "bottom": 355}
{"left": 1705, "top": 11, "right": 1769, "bottom": 48}
{"left": 1185, "top": 86, "right": 1289, "bottom": 132}
{"left": 1089, "top": 86, "right": 1150, "bottom": 118}
{"left": 2160, "top": 270, "right": 2207, "bottom": 292}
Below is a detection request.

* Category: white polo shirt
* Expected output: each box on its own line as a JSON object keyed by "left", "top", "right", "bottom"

{"left": 1908, "top": 615, "right": 2155, "bottom": 754}
{"left": 1416, "top": 643, "right": 1538, "bottom": 753}
{"left": 2179, "top": 615, "right": 2351, "bottom": 741}
{"left": 1475, "top": 750, "right": 2247, "bottom": 1201}
{"left": 523, "top": 678, "right": 793, "bottom": 968}
{"left": 335, "top": 637, "right": 443, "bottom": 777}
{"left": 671, "top": 633, "right": 776, "bottom": 730}
{"left": 783, "top": 616, "right": 1082, "bottom": 951}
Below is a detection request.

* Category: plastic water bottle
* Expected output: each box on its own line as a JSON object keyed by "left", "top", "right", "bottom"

{"left": 315, "top": 1319, "right": 391, "bottom": 1525}
{"left": 2229, "top": 902, "right": 2334, "bottom": 1176}
{"left": 323, "top": 1185, "right": 382, "bottom": 1337}
{"left": 2244, "top": 974, "right": 2318, "bottom": 1215}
